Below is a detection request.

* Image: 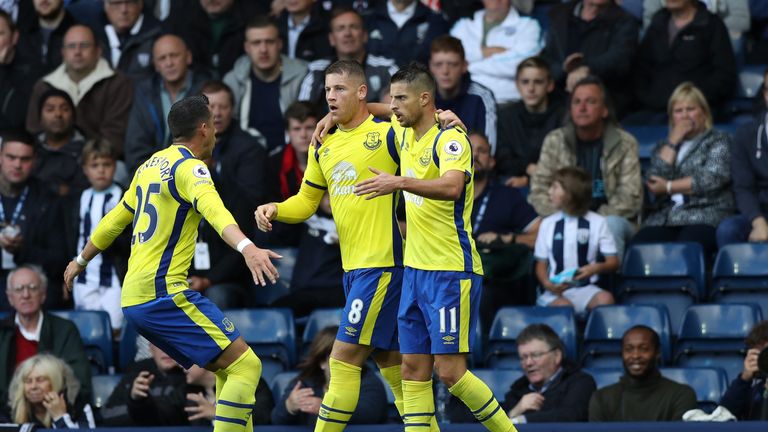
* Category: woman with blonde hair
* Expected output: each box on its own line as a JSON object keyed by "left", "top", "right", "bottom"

{"left": 7, "top": 354, "right": 96, "bottom": 428}
{"left": 633, "top": 81, "right": 734, "bottom": 259}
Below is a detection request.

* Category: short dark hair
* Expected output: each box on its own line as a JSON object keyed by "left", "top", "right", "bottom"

{"left": 245, "top": 14, "right": 279, "bottom": 33}
{"left": 38, "top": 88, "right": 76, "bottom": 117}
{"left": 330, "top": 6, "right": 363, "bottom": 25}
{"left": 82, "top": 139, "right": 116, "bottom": 164}
{"left": 622, "top": 325, "right": 661, "bottom": 351}
{"left": 430, "top": 35, "right": 465, "bottom": 59}
{"left": 571, "top": 75, "right": 616, "bottom": 125}
{"left": 200, "top": 80, "right": 235, "bottom": 106}
{"left": 552, "top": 167, "right": 592, "bottom": 216}
{"left": 391, "top": 62, "right": 436, "bottom": 98}
{"left": 517, "top": 323, "right": 567, "bottom": 358}
{"left": 516, "top": 56, "right": 552, "bottom": 80}
{"left": 0, "top": 9, "right": 14, "bottom": 33}
{"left": 325, "top": 59, "right": 366, "bottom": 84}
{"left": 167, "top": 95, "right": 211, "bottom": 141}
{"left": 284, "top": 101, "right": 320, "bottom": 127}
{"left": 745, "top": 320, "right": 768, "bottom": 349}
{"left": 0, "top": 130, "right": 37, "bottom": 153}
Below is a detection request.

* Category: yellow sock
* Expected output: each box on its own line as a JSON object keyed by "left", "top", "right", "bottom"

{"left": 213, "top": 349, "right": 262, "bottom": 432}
{"left": 314, "top": 358, "right": 361, "bottom": 432}
{"left": 378, "top": 364, "right": 404, "bottom": 417}
{"left": 448, "top": 371, "right": 517, "bottom": 432}
{"left": 402, "top": 379, "right": 438, "bottom": 431}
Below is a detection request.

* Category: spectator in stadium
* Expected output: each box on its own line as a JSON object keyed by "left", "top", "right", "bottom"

{"left": 0, "top": 131, "right": 67, "bottom": 309}
{"left": 534, "top": 167, "right": 617, "bottom": 315}
{"left": 529, "top": 76, "right": 642, "bottom": 260}
{"left": 165, "top": 0, "right": 266, "bottom": 79}
{"left": 183, "top": 364, "right": 274, "bottom": 426}
{"left": 496, "top": 56, "right": 565, "bottom": 188}
{"left": 223, "top": 15, "right": 308, "bottom": 152}
{"left": 15, "top": 0, "right": 78, "bottom": 75}
{"left": 97, "top": 0, "right": 162, "bottom": 80}
{"left": 717, "top": 69, "right": 768, "bottom": 248}
{"left": 124, "top": 34, "right": 210, "bottom": 172}
{"left": 277, "top": 0, "right": 332, "bottom": 62}
{"left": 720, "top": 320, "right": 768, "bottom": 420}
{"left": 449, "top": 323, "right": 595, "bottom": 423}
{"left": 589, "top": 325, "right": 697, "bottom": 421}
{"left": 26, "top": 25, "right": 133, "bottom": 157}
{"left": 643, "top": 0, "right": 750, "bottom": 40}
{"left": 540, "top": 0, "right": 639, "bottom": 117}
{"left": 33, "top": 88, "right": 89, "bottom": 197}
{"left": 449, "top": 0, "right": 543, "bottom": 104}
{"left": 364, "top": 0, "right": 450, "bottom": 67}
{"left": 271, "top": 326, "right": 388, "bottom": 426}
{"left": 298, "top": 7, "right": 398, "bottom": 109}
{"left": 0, "top": 10, "right": 37, "bottom": 131}
{"left": 633, "top": 82, "right": 733, "bottom": 260}
{"left": 6, "top": 353, "right": 96, "bottom": 428}
{"left": 629, "top": 0, "right": 737, "bottom": 124}
{"left": 429, "top": 35, "right": 497, "bottom": 154}
{"left": 0, "top": 265, "right": 92, "bottom": 417}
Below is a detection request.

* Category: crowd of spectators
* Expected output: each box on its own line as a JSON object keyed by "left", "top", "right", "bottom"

{"left": 1, "top": 0, "right": 768, "bottom": 427}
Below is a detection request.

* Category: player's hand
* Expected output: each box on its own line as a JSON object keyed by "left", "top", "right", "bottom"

{"left": 311, "top": 113, "right": 334, "bottom": 146}
{"left": 185, "top": 392, "right": 215, "bottom": 421}
{"left": 741, "top": 348, "right": 762, "bottom": 381}
{"left": 255, "top": 203, "right": 278, "bottom": 232}
{"left": 354, "top": 167, "right": 401, "bottom": 199}
{"left": 131, "top": 371, "right": 154, "bottom": 400}
{"left": 243, "top": 244, "right": 281, "bottom": 286}
{"left": 436, "top": 109, "right": 467, "bottom": 132}
{"left": 63, "top": 259, "right": 86, "bottom": 293}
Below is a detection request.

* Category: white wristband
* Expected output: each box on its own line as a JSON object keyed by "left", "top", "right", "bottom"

{"left": 236, "top": 238, "right": 254, "bottom": 253}
{"left": 75, "top": 254, "right": 89, "bottom": 267}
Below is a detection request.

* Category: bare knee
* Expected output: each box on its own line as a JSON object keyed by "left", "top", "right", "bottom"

{"left": 373, "top": 350, "right": 401, "bottom": 369}
{"left": 401, "top": 354, "right": 433, "bottom": 381}
{"left": 330, "top": 340, "right": 373, "bottom": 367}
{"left": 549, "top": 297, "right": 573, "bottom": 307}
{"left": 587, "top": 290, "right": 615, "bottom": 310}
{"left": 434, "top": 355, "right": 467, "bottom": 388}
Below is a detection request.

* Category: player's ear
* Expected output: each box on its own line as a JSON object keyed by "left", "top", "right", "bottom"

{"left": 358, "top": 83, "right": 368, "bottom": 101}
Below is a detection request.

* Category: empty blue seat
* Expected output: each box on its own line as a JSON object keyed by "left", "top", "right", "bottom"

{"left": 269, "top": 371, "right": 299, "bottom": 401}
{"left": 486, "top": 306, "right": 577, "bottom": 368}
{"left": 583, "top": 368, "right": 623, "bottom": 389}
{"left": 675, "top": 304, "right": 763, "bottom": 381}
{"left": 118, "top": 321, "right": 139, "bottom": 371}
{"left": 472, "top": 369, "right": 523, "bottom": 400}
{"left": 661, "top": 367, "right": 728, "bottom": 412}
{"left": 252, "top": 247, "right": 297, "bottom": 306}
{"left": 737, "top": 65, "right": 766, "bottom": 98}
{"left": 91, "top": 374, "right": 122, "bottom": 409}
{"left": 712, "top": 243, "right": 768, "bottom": 315}
{"left": 623, "top": 125, "right": 667, "bottom": 160}
{"left": 224, "top": 308, "right": 296, "bottom": 380}
{"left": 618, "top": 242, "right": 706, "bottom": 332}
{"left": 51, "top": 310, "right": 114, "bottom": 374}
{"left": 302, "top": 308, "right": 342, "bottom": 352}
{"left": 582, "top": 305, "right": 673, "bottom": 368}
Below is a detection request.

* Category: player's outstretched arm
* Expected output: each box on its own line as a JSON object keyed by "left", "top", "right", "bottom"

{"left": 355, "top": 168, "right": 465, "bottom": 201}
{"left": 220, "top": 225, "right": 282, "bottom": 286}
{"left": 64, "top": 240, "right": 103, "bottom": 292}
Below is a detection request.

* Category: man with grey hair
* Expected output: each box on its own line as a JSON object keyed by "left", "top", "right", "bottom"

{"left": 0, "top": 264, "right": 92, "bottom": 419}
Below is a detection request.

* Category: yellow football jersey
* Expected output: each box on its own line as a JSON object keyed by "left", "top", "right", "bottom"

{"left": 393, "top": 119, "right": 483, "bottom": 274}
{"left": 90, "top": 145, "right": 237, "bottom": 307}
{"left": 282, "top": 114, "right": 403, "bottom": 271}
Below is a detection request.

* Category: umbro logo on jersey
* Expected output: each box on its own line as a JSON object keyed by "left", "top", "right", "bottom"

{"left": 363, "top": 131, "right": 382, "bottom": 150}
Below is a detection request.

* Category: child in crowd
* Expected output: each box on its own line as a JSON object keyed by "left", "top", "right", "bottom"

{"left": 534, "top": 167, "right": 617, "bottom": 314}
{"left": 71, "top": 139, "right": 125, "bottom": 331}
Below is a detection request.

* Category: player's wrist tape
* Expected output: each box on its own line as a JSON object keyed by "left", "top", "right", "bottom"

{"left": 236, "top": 238, "right": 254, "bottom": 253}
{"left": 76, "top": 254, "right": 89, "bottom": 267}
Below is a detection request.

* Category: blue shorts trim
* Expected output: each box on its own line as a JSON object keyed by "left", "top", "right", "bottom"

{"left": 337, "top": 267, "right": 402, "bottom": 351}
{"left": 123, "top": 290, "right": 240, "bottom": 369}
{"left": 398, "top": 268, "right": 482, "bottom": 355}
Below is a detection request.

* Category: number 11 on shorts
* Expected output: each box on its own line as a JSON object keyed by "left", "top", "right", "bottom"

{"left": 439, "top": 307, "right": 457, "bottom": 333}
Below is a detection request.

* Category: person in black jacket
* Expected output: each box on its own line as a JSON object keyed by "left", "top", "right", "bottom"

{"left": 628, "top": 0, "right": 737, "bottom": 124}
{"left": 0, "top": 10, "right": 38, "bottom": 132}
{"left": 97, "top": 0, "right": 163, "bottom": 81}
{"left": 15, "top": 0, "right": 78, "bottom": 76}
{"left": 448, "top": 323, "right": 595, "bottom": 423}
{"left": 277, "top": 0, "right": 332, "bottom": 62}
{"left": 720, "top": 320, "right": 768, "bottom": 420}
{"left": 540, "top": 0, "right": 638, "bottom": 117}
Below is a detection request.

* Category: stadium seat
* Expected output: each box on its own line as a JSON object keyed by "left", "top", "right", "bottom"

{"left": 661, "top": 367, "right": 728, "bottom": 412}
{"left": 737, "top": 65, "right": 766, "bottom": 98}
{"left": 91, "top": 373, "right": 122, "bottom": 409}
{"left": 472, "top": 369, "right": 524, "bottom": 401}
{"left": 622, "top": 125, "right": 667, "bottom": 160}
{"left": 712, "top": 243, "right": 768, "bottom": 315}
{"left": 675, "top": 304, "right": 763, "bottom": 381}
{"left": 374, "top": 371, "right": 400, "bottom": 421}
{"left": 224, "top": 308, "right": 297, "bottom": 381}
{"left": 0, "top": 311, "right": 8, "bottom": 320}
{"left": 486, "top": 306, "right": 578, "bottom": 368}
{"left": 301, "top": 308, "right": 343, "bottom": 354}
{"left": 251, "top": 247, "right": 297, "bottom": 306}
{"left": 582, "top": 304, "right": 673, "bottom": 368}
{"left": 269, "top": 371, "right": 298, "bottom": 401}
{"left": 51, "top": 310, "right": 114, "bottom": 374}
{"left": 583, "top": 368, "right": 623, "bottom": 389}
{"left": 617, "top": 242, "right": 706, "bottom": 332}
{"left": 118, "top": 320, "right": 139, "bottom": 371}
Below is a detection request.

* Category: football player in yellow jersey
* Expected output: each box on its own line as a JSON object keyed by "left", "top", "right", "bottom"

{"left": 255, "top": 60, "right": 408, "bottom": 432}
{"left": 355, "top": 63, "right": 519, "bottom": 432}
{"left": 63, "top": 95, "right": 281, "bottom": 432}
